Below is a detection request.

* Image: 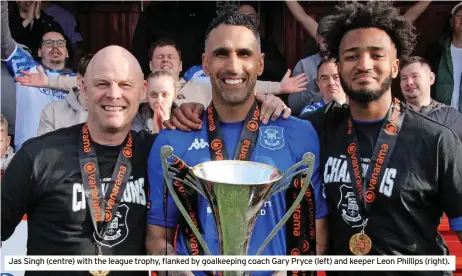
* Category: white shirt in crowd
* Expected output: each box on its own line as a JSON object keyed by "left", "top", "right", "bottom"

{"left": 450, "top": 44, "right": 462, "bottom": 110}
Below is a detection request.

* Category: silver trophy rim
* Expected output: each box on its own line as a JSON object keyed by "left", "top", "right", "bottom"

{"left": 191, "top": 159, "right": 284, "bottom": 186}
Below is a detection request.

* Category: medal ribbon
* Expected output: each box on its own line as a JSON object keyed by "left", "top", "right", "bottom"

{"left": 78, "top": 123, "right": 133, "bottom": 248}
{"left": 344, "top": 98, "right": 404, "bottom": 219}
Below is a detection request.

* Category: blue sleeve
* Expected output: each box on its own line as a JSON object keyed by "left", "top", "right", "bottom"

{"left": 147, "top": 131, "right": 179, "bottom": 228}
{"left": 449, "top": 217, "right": 462, "bottom": 232}
{"left": 183, "top": 65, "right": 202, "bottom": 82}
{"left": 298, "top": 120, "right": 328, "bottom": 219}
{"left": 4, "top": 46, "right": 38, "bottom": 77}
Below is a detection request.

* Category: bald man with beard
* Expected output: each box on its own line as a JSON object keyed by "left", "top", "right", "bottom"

{"left": 1, "top": 45, "right": 154, "bottom": 276}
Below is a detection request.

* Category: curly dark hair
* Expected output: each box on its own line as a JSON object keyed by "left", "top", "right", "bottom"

{"left": 323, "top": 1, "right": 417, "bottom": 61}
{"left": 205, "top": 10, "right": 260, "bottom": 52}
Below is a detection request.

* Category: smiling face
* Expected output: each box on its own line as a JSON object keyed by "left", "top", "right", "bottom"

{"left": 338, "top": 28, "right": 399, "bottom": 104}
{"left": 202, "top": 24, "right": 264, "bottom": 106}
{"left": 400, "top": 62, "right": 434, "bottom": 103}
{"left": 83, "top": 46, "right": 146, "bottom": 133}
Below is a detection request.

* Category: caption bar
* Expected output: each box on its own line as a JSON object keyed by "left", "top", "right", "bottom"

{"left": 4, "top": 256, "right": 456, "bottom": 271}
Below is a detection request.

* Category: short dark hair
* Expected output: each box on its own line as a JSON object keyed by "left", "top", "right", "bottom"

{"left": 323, "top": 1, "right": 417, "bottom": 61}
{"left": 205, "top": 10, "right": 260, "bottom": 52}
{"left": 76, "top": 53, "right": 94, "bottom": 76}
{"left": 316, "top": 58, "right": 336, "bottom": 76}
{"left": 148, "top": 38, "right": 182, "bottom": 61}
{"left": 400, "top": 56, "right": 433, "bottom": 71}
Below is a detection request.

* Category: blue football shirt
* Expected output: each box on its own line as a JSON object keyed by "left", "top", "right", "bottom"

{"left": 147, "top": 115, "right": 328, "bottom": 276}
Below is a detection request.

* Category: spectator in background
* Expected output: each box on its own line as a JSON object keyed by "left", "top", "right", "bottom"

{"left": 7, "top": 1, "right": 62, "bottom": 53}
{"left": 425, "top": 2, "right": 462, "bottom": 112}
{"left": 33, "top": 54, "right": 92, "bottom": 136}
{"left": 132, "top": 70, "right": 177, "bottom": 134}
{"left": 1, "top": 1, "right": 75, "bottom": 150}
{"left": 1, "top": 62, "right": 17, "bottom": 147}
{"left": 131, "top": 1, "right": 217, "bottom": 78}
{"left": 299, "top": 59, "right": 346, "bottom": 117}
{"left": 400, "top": 56, "right": 462, "bottom": 140}
{"left": 1, "top": 114, "right": 14, "bottom": 177}
{"left": 41, "top": 1, "right": 84, "bottom": 70}
{"left": 285, "top": 0, "right": 431, "bottom": 115}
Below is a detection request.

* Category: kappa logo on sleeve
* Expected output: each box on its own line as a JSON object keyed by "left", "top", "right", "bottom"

{"left": 259, "top": 126, "right": 285, "bottom": 150}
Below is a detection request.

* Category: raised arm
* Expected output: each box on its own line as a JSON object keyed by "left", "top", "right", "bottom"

{"left": 285, "top": 0, "right": 318, "bottom": 40}
{"left": 256, "top": 69, "right": 308, "bottom": 95}
{"left": 403, "top": 1, "right": 431, "bottom": 23}
{"left": 1, "top": 1, "right": 18, "bottom": 60}
{"left": 15, "top": 66, "right": 78, "bottom": 91}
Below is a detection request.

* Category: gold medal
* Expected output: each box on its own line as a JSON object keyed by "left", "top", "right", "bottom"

{"left": 349, "top": 232, "right": 372, "bottom": 255}
{"left": 89, "top": 270, "right": 110, "bottom": 276}
{"left": 90, "top": 243, "right": 110, "bottom": 276}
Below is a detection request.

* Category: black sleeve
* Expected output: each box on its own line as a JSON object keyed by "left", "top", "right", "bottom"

{"left": 1, "top": 148, "right": 35, "bottom": 241}
{"left": 259, "top": 39, "right": 287, "bottom": 82}
{"left": 438, "top": 127, "right": 462, "bottom": 220}
{"left": 131, "top": 10, "right": 151, "bottom": 77}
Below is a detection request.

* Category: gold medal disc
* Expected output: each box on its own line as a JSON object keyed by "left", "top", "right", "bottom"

{"left": 349, "top": 232, "right": 372, "bottom": 255}
{"left": 89, "top": 270, "right": 110, "bottom": 276}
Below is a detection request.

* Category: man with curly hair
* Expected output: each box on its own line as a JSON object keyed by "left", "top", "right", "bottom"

{"left": 304, "top": 1, "right": 462, "bottom": 274}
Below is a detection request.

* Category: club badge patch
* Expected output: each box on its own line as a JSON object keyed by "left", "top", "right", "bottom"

{"left": 95, "top": 204, "right": 129, "bottom": 248}
{"left": 259, "top": 126, "right": 285, "bottom": 150}
{"left": 337, "top": 184, "right": 365, "bottom": 228}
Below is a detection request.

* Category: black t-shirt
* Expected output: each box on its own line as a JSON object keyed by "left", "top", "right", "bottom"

{"left": 306, "top": 102, "right": 462, "bottom": 276}
{"left": 1, "top": 123, "right": 156, "bottom": 276}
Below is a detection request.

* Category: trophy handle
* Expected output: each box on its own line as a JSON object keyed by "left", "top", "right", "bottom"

{"left": 160, "top": 145, "right": 212, "bottom": 255}
{"left": 255, "top": 152, "right": 316, "bottom": 255}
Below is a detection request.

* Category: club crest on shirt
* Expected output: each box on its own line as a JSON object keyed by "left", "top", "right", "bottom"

{"left": 95, "top": 204, "right": 129, "bottom": 248}
{"left": 338, "top": 184, "right": 364, "bottom": 228}
{"left": 259, "top": 126, "right": 284, "bottom": 150}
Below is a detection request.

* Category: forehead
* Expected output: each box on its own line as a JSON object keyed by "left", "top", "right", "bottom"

{"left": 401, "top": 62, "right": 427, "bottom": 74}
{"left": 340, "top": 28, "right": 396, "bottom": 54}
{"left": 207, "top": 24, "right": 258, "bottom": 52}
{"left": 91, "top": 57, "right": 139, "bottom": 82}
{"left": 148, "top": 76, "right": 175, "bottom": 89}
{"left": 42, "top": 32, "right": 65, "bottom": 41}
{"left": 319, "top": 62, "right": 338, "bottom": 75}
{"left": 154, "top": 46, "right": 179, "bottom": 56}
{"left": 238, "top": 5, "right": 257, "bottom": 16}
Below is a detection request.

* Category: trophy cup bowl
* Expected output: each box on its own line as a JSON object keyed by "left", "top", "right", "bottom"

{"left": 160, "top": 145, "right": 316, "bottom": 276}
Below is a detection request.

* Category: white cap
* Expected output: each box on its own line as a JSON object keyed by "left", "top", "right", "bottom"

{"left": 452, "top": 2, "right": 462, "bottom": 15}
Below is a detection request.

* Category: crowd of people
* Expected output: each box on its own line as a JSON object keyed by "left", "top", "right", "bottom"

{"left": 1, "top": 0, "right": 462, "bottom": 276}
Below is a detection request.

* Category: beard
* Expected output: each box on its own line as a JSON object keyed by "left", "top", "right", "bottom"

{"left": 212, "top": 72, "right": 255, "bottom": 106}
{"left": 341, "top": 74, "right": 392, "bottom": 105}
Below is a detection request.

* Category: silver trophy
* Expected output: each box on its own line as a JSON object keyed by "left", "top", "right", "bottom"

{"left": 160, "top": 145, "right": 316, "bottom": 275}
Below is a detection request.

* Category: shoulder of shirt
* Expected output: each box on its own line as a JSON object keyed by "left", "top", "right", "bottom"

{"left": 20, "top": 124, "right": 82, "bottom": 155}
{"left": 266, "top": 116, "right": 318, "bottom": 136}
{"left": 404, "top": 104, "right": 459, "bottom": 138}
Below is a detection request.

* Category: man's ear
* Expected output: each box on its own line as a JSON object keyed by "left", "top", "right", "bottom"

{"left": 179, "top": 61, "right": 183, "bottom": 73}
{"left": 257, "top": 53, "right": 264, "bottom": 76}
{"left": 149, "top": 61, "right": 153, "bottom": 72}
{"left": 38, "top": 48, "right": 42, "bottom": 58}
{"left": 429, "top": 71, "right": 435, "bottom": 85}
{"left": 391, "top": 58, "right": 400, "bottom": 78}
{"left": 140, "top": 80, "right": 147, "bottom": 101}
{"left": 202, "top": 53, "right": 209, "bottom": 76}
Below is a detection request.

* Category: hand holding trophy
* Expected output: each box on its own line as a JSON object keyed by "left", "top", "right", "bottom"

{"left": 160, "top": 145, "right": 316, "bottom": 276}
